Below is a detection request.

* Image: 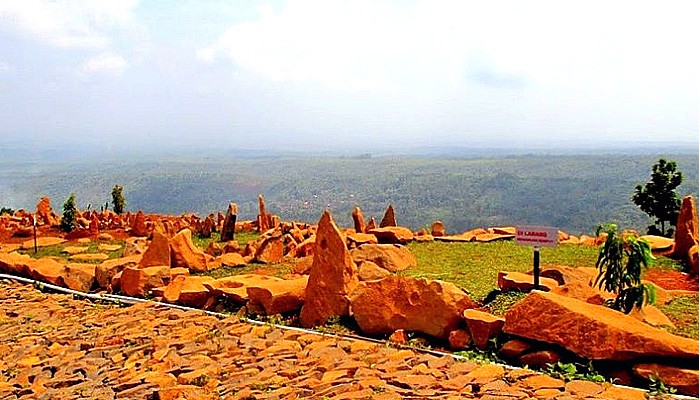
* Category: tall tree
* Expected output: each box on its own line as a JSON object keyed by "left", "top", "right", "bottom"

{"left": 60, "top": 193, "right": 78, "bottom": 232}
{"left": 632, "top": 159, "right": 683, "bottom": 237}
{"left": 111, "top": 185, "right": 126, "bottom": 214}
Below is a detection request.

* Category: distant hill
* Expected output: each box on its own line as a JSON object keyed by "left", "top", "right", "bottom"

{"left": 1, "top": 152, "right": 697, "bottom": 235}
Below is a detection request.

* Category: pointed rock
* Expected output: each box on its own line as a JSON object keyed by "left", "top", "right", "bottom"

{"left": 131, "top": 210, "right": 148, "bottom": 237}
{"left": 257, "top": 195, "right": 269, "bottom": 232}
{"left": 379, "top": 204, "right": 397, "bottom": 227}
{"left": 351, "top": 206, "right": 366, "bottom": 233}
{"left": 463, "top": 309, "right": 505, "bottom": 350}
{"left": 139, "top": 232, "right": 171, "bottom": 268}
{"left": 220, "top": 202, "right": 238, "bottom": 242}
{"left": 673, "top": 195, "right": 698, "bottom": 261}
{"left": 170, "top": 229, "right": 211, "bottom": 272}
{"left": 300, "top": 210, "right": 358, "bottom": 327}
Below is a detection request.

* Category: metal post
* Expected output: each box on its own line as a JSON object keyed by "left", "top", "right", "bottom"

{"left": 33, "top": 216, "right": 38, "bottom": 254}
{"left": 533, "top": 246, "right": 540, "bottom": 290}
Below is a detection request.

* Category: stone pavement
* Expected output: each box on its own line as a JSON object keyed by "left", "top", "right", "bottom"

{"left": 0, "top": 280, "right": 652, "bottom": 400}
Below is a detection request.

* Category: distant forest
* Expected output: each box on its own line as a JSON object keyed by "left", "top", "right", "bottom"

{"left": 1, "top": 153, "right": 697, "bottom": 235}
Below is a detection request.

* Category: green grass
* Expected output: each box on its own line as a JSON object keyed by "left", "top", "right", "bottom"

{"left": 18, "top": 240, "right": 125, "bottom": 263}
{"left": 191, "top": 231, "right": 260, "bottom": 250}
{"left": 658, "top": 295, "right": 699, "bottom": 340}
{"left": 404, "top": 241, "right": 599, "bottom": 300}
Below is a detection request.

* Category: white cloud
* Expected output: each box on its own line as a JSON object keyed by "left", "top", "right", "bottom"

{"left": 79, "top": 52, "right": 126, "bottom": 74}
{"left": 0, "top": 60, "right": 11, "bottom": 73}
{"left": 198, "top": 0, "right": 699, "bottom": 93}
{"left": 0, "top": 0, "right": 138, "bottom": 49}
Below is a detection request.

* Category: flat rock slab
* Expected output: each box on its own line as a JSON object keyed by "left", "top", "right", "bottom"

{"left": 97, "top": 244, "right": 122, "bottom": 252}
{"left": 20, "top": 237, "right": 66, "bottom": 249}
{"left": 0, "top": 280, "right": 651, "bottom": 399}
{"left": 69, "top": 253, "right": 110, "bottom": 262}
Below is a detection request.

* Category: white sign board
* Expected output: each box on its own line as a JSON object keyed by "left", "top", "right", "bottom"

{"left": 516, "top": 226, "right": 558, "bottom": 247}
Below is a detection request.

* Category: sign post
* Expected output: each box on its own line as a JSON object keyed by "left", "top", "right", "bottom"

{"left": 516, "top": 226, "right": 558, "bottom": 290}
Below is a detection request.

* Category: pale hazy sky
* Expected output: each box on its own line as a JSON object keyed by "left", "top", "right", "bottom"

{"left": 0, "top": 1, "right": 698, "bottom": 152}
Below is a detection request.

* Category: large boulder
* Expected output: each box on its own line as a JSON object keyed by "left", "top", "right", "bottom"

{"left": 61, "top": 263, "right": 97, "bottom": 292}
{"left": 357, "top": 261, "right": 391, "bottom": 281}
{"left": 349, "top": 244, "right": 417, "bottom": 272}
{"left": 673, "top": 196, "right": 699, "bottom": 261}
{"left": 550, "top": 281, "right": 613, "bottom": 305}
{"left": 368, "top": 227, "right": 414, "bottom": 244}
{"left": 204, "top": 274, "right": 284, "bottom": 304}
{"left": 299, "top": 211, "right": 358, "bottom": 328}
{"left": 169, "top": 229, "right": 211, "bottom": 272}
{"left": 247, "top": 276, "right": 308, "bottom": 315}
{"left": 25, "top": 258, "right": 95, "bottom": 292}
{"left": 253, "top": 235, "right": 284, "bottom": 264}
{"left": 0, "top": 252, "right": 34, "bottom": 275}
{"left": 139, "top": 232, "right": 171, "bottom": 268}
{"left": 349, "top": 275, "right": 476, "bottom": 340}
{"left": 503, "top": 291, "right": 699, "bottom": 361}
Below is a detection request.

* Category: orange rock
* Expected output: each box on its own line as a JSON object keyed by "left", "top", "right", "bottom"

{"left": 357, "top": 261, "right": 391, "bottom": 281}
{"left": 499, "top": 339, "right": 532, "bottom": 359}
{"left": 292, "top": 256, "right": 313, "bottom": 275}
{"left": 350, "top": 244, "right": 417, "bottom": 272}
{"left": 673, "top": 195, "right": 698, "bottom": 260}
{"left": 538, "top": 265, "right": 597, "bottom": 286}
{"left": 368, "top": 227, "right": 414, "bottom": 244}
{"left": 431, "top": 221, "right": 446, "bottom": 237}
{"left": 157, "top": 385, "right": 212, "bottom": 400}
{"left": 388, "top": 329, "right": 408, "bottom": 344}
{"left": 633, "top": 363, "right": 699, "bottom": 397}
{"left": 204, "top": 274, "right": 285, "bottom": 304}
{"left": 491, "top": 226, "right": 516, "bottom": 235}
{"left": 498, "top": 271, "right": 559, "bottom": 292}
{"left": 349, "top": 275, "right": 476, "bottom": 340}
{"left": 62, "top": 263, "right": 96, "bottom": 292}
{"left": 163, "top": 275, "right": 215, "bottom": 308}
{"left": 36, "top": 196, "right": 57, "bottom": 226}
{"left": 69, "top": 253, "right": 109, "bottom": 262}
{"left": 218, "top": 252, "right": 246, "bottom": 267}
{"left": 246, "top": 275, "right": 308, "bottom": 315}
{"left": 170, "top": 229, "right": 211, "bottom": 272}
{"left": 139, "top": 232, "right": 171, "bottom": 268}
{"left": 464, "top": 364, "right": 505, "bottom": 385}
{"left": 352, "top": 206, "right": 366, "bottom": 234}
{"left": 639, "top": 235, "right": 674, "bottom": 252}
{"left": 253, "top": 235, "right": 284, "bottom": 264}
{"left": 257, "top": 194, "right": 269, "bottom": 232}
{"left": 628, "top": 305, "right": 675, "bottom": 328}
{"left": 503, "top": 291, "right": 699, "bottom": 361}
{"left": 0, "top": 251, "right": 34, "bottom": 275}
{"left": 462, "top": 309, "right": 505, "bottom": 350}
{"left": 550, "top": 282, "right": 613, "bottom": 305}
{"left": 379, "top": 204, "right": 397, "bottom": 227}
{"left": 120, "top": 266, "right": 170, "bottom": 297}
{"left": 26, "top": 257, "right": 68, "bottom": 286}
{"left": 300, "top": 210, "right": 358, "bottom": 327}
{"left": 95, "top": 255, "right": 141, "bottom": 289}
{"left": 346, "top": 232, "right": 378, "bottom": 247}
{"left": 364, "top": 217, "right": 377, "bottom": 233}
{"left": 518, "top": 350, "right": 561, "bottom": 369}
{"left": 474, "top": 233, "right": 515, "bottom": 243}
{"left": 689, "top": 244, "right": 699, "bottom": 275}
{"left": 131, "top": 210, "right": 148, "bottom": 237}
{"left": 448, "top": 329, "right": 471, "bottom": 350}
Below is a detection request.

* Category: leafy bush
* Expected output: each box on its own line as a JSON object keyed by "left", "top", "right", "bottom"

{"left": 60, "top": 193, "right": 78, "bottom": 232}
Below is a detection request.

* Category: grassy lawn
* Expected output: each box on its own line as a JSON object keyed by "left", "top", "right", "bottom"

{"left": 404, "top": 241, "right": 600, "bottom": 300}
{"left": 18, "top": 240, "right": 125, "bottom": 263}
{"left": 658, "top": 295, "right": 699, "bottom": 340}
{"left": 191, "top": 231, "right": 260, "bottom": 249}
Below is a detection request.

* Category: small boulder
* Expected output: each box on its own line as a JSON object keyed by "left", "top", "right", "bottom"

{"left": 162, "top": 275, "right": 215, "bottom": 308}
{"left": 632, "top": 363, "right": 699, "bottom": 397}
{"left": 368, "top": 226, "right": 414, "bottom": 244}
{"left": 350, "top": 244, "right": 417, "bottom": 272}
{"left": 218, "top": 252, "right": 246, "bottom": 267}
{"left": 95, "top": 255, "right": 141, "bottom": 289}
{"left": 357, "top": 261, "right": 391, "bottom": 281}
{"left": 247, "top": 276, "right": 309, "bottom": 315}
{"left": 431, "top": 221, "right": 446, "bottom": 237}
{"left": 120, "top": 266, "right": 170, "bottom": 297}
{"left": 498, "top": 271, "right": 559, "bottom": 292}
{"left": 448, "top": 329, "right": 471, "bottom": 350}
{"left": 639, "top": 235, "right": 674, "bottom": 252}
{"left": 351, "top": 206, "right": 366, "bottom": 233}
{"left": 253, "top": 235, "right": 284, "bottom": 264}
{"left": 462, "top": 309, "right": 505, "bottom": 350}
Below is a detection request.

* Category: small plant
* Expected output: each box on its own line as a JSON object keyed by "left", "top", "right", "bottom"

{"left": 0, "top": 206, "right": 14, "bottom": 215}
{"left": 595, "top": 223, "right": 656, "bottom": 314}
{"left": 545, "top": 361, "right": 605, "bottom": 383}
{"left": 60, "top": 193, "right": 78, "bottom": 232}
{"left": 454, "top": 347, "right": 503, "bottom": 365}
{"left": 647, "top": 374, "right": 677, "bottom": 396}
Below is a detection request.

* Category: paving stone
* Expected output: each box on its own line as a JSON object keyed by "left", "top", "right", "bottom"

{"left": 0, "top": 280, "right": 626, "bottom": 399}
